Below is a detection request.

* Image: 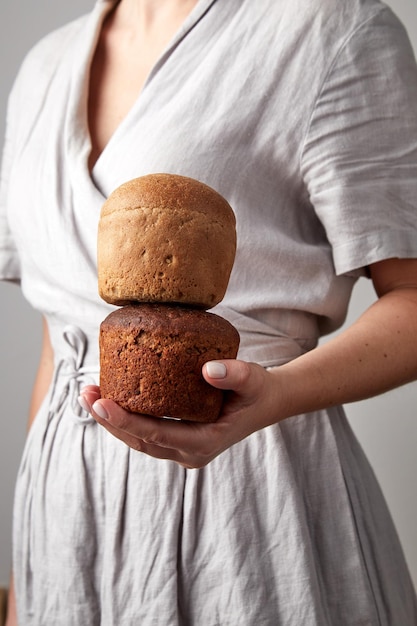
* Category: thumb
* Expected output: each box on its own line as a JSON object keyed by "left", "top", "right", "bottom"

{"left": 202, "top": 359, "right": 264, "bottom": 396}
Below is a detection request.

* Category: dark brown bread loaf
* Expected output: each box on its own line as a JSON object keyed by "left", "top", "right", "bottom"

{"left": 99, "top": 304, "right": 240, "bottom": 422}
{"left": 97, "top": 173, "right": 237, "bottom": 309}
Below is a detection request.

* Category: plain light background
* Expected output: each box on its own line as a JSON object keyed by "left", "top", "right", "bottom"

{"left": 0, "top": 0, "right": 416, "bottom": 593}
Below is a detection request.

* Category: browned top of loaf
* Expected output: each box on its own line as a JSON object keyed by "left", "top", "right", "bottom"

{"left": 101, "top": 303, "right": 240, "bottom": 342}
{"left": 100, "top": 173, "right": 236, "bottom": 228}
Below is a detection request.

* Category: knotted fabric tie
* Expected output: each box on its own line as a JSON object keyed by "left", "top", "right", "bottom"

{"left": 48, "top": 325, "right": 99, "bottom": 426}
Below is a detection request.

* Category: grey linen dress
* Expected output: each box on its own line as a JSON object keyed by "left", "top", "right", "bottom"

{"left": 1, "top": 0, "right": 417, "bottom": 623}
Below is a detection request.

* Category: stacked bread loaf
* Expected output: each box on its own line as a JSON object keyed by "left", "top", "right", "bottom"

{"left": 97, "top": 173, "right": 240, "bottom": 422}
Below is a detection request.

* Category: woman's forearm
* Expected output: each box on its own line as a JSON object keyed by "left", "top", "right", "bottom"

{"left": 272, "top": 286, "right": 417, "bottom": 423}
{"left": 5, "top": 573, "right": 17, "bottom": 626}
{"left": 27, "top": 317, "right": 54, "bottom": 430}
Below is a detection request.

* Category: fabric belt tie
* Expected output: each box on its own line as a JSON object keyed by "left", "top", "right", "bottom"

{"left": 48, "top": 325, "right": 99, "bottom": 426}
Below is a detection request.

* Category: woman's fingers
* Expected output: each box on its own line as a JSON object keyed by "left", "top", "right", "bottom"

{"left": 78, "top": 359, "right": 280, "bottom": 467}
{"left": 77, "top": 385, "right": 101, "bottom": 413}
{"left": 78, "top": 386, "right": 228, "bottom": 467}
{"left": 92, "top": 397, "right": 231, "bottom": 467}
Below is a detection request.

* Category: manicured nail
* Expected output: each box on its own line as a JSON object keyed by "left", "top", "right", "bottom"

{"left": 78, "top": 395, "right": 91, "bottom": 413}
{"left": 206, "top": 361, "right": 227, "bottom": 379}
{"left": 92, "top": 401, "right": 109, "bottom": 420}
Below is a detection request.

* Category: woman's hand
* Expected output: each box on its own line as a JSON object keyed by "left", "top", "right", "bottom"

{"left": 79, "top": 360, "right": 282, "bottom": 469}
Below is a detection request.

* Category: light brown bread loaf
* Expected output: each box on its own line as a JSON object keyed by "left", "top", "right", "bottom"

{"left": 97, "top": 173, "right": 236, "bottom": 309}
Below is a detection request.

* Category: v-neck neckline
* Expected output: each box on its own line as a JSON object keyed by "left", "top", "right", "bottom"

{"left": 64, "top": 0, "right": 218, "bottom": 194}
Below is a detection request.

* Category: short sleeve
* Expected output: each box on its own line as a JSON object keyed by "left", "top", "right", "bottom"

{"left": 0, "top": 87, "right": 21, "bottom": 282}
{"left": 301, "top": 8, "right": 417, "bottom": 276}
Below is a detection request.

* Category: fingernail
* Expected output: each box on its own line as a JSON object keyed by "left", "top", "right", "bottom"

{"left": 92, "top": 401, "right": 109, "bottom": 420}
{"left": 206, "top": 361, "right": 227, "bottom": 379}
{"left": 77, "top": 395, "right": 91, "bottom": 413}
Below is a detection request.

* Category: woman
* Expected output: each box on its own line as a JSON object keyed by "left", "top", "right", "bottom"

{"left": 2, "top": 0, "right": 417, "bottom": 623}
